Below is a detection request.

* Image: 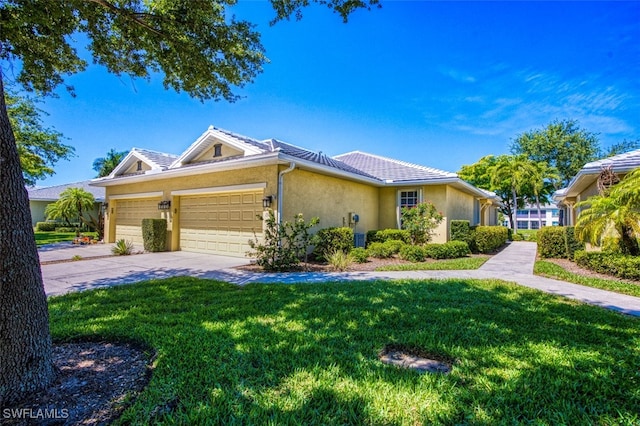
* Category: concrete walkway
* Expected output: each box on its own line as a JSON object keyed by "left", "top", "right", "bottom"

{"left": 40, "top": 241, "right": 640, "bottom": 317}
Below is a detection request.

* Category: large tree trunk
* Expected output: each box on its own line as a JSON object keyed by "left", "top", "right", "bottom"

{"left": 0, "top": 75, "right": 55, "bottom": 406}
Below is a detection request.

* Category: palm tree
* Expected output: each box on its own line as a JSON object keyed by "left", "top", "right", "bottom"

{"left": 575, "top": 168, "right": 640, "bottom": 256}
{"left": 489, "top": 155, "right": 534, "bottom": 233}
{"left": 46, "top": 188, "right": 96, "bottom": 232}
{"left": 92, "top": 148, "right": 128, "bottom": 177}
{"left": 528, "top": 161, "right": 560, "bottom": 229}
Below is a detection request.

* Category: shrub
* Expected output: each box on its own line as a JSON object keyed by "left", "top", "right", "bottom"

{"left": 312, "top": 227, "right": 353, "bottom": 261}
{"left": 537, "top": 227, "right": 566, "bottom": 258}
{"left": 401, "top": 202, "right": 444, "bottom": 245}
{"left": 55, "top": 227, "right": 76, "bottom": 233}
{"left": 247, "top": 211, "right": 319, "bottom": 271}
{"left": 399, "top": 245, "right": 427, "bottom": 262}
{"left": 564, "top": 226, "right": 584, "bottom": 260}
{"left": 512, "top": 233, "right": 525, "bottom": 241}
{"left": 112, "top": 239, "right": 134, "bottom": 255}
{"left": 474, "top": 226, "right": 508, "bottom": 253}
{"left": 367, "top": 242, "right": 394, "bottom": 259}
{"left": 375, "top": 229, "right": 411, "bottom": 244}
{"left": 383, "top": 239, "right": 406, "bottom": 254}
{"left": 574, "top": 251, "right": 640, "bottom": 281}
{"left": 527, "top": 232, "right": 538, "bottom": 242}
{"left": 366, "top": 230, "right": 380, "bottom": 246}
{"left": 602, "top": 237, "right": 622, "bottom": 254}
{"left": 326, "top": 250, "right": 353, "bottom": 271}
{"left": 142, "top": 218, "right": 167, "bottom": 252}
{"left": 35, "top": 221, "right": 57, "bottom": 232}
{"left": 350, "top": 247, "right": 369, "bottom": 263}
{"left": 424, "top": 241, "right": 471, "bottom": 259}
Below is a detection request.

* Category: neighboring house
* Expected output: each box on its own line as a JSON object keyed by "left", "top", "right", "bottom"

{"left": 554, "top": 148, "right": 640, "bottom": 226}
{"left": 27, "top": 180, "right": 105, "bottom": 226}
{"left": 502, "top": 203, "right": 560, "bottom": 230}
{"left": 91, "top": 126, "right": 500, "bottom": 257}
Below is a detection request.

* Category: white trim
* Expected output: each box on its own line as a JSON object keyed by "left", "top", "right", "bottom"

{"left": 170, "top": 128, "right": 263, "bottom": 168}
{"left": 108, "top": 191, "right": 164, "bottom": 200}
{"left": 171, "top": 183, "right": 266, "bottom": 196}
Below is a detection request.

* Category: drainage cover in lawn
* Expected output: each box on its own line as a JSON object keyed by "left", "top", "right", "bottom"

{"left": 379, "top": 344, "right": 453, "bottom": 374}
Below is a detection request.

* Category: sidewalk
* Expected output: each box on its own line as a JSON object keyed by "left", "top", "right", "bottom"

{"left": 40, "top": 241, "right": 640, "bottom": 317}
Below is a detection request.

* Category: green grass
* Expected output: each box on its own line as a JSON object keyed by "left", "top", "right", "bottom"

{"left": 376, "top": 256, "right": 488, "bottom": 271}
{"left": 35, "top": 231, "right": 97, "bottom": 246}
{"left": 535, "top": 260, "right": 640, "bottom": 298}
{"left": 49, "top": 277, "right": 640, "bottom": 425}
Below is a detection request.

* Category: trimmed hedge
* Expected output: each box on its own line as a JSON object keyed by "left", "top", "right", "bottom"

{"left": 450, "top": 220, "right": 478, "bottom": 253}
{"left": 474, "top": 226, "right": 508, "bottom": 253}
{"left": 366, "top": 229, "right": 411, "bottom": 246}
{"left": 537, "top": 226, "right": 584, "bottom": 259}
{"left": 424, "top": 241, "right": 471, "bottom": 259}
{"left": 142, "top": 218, "right": 167, "bottom": 252}
{"left": 313, "top": 227, "right": 354, "bottom": 260}
{"left": 366, "top": 240, "right": 406, "bottom": 258}
{"left": 35, "top": 221, "right": 57, "bottom": 232}
{"left": 574, "top": 250, "right": 640, "bottom": 281}
{"left": 399, "top": 245, "right": 427, "bottom": 262}
{"left": 350, "top": 247, "right": 369, "bottom": 263}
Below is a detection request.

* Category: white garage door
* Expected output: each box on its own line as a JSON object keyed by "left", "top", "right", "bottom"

{"left": 179, "top": 191, "right": 263, "bottom": 256}
{"left": 115, "top": 198, "right": 161, "bottom": 246}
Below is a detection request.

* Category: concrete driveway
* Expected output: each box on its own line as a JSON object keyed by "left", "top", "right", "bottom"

{"left": 40, "top": 243, "right": 251, "bottom": 296}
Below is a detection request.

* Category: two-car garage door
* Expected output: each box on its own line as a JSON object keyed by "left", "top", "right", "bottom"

{"left": 115, "top": 198, "right": 161, "bottom": 246}
{"left": 179, "top": 190, "right": 263, "bottom": 256}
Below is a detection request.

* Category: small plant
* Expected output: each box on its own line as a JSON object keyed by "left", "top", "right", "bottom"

{"left": 326, "top": 249, "right": 353, "bottom": 271}
{"left": 399, "top": 245, "right": 427, "bottom": 262}
{"left": 112, "top": 239, "right": 134, "bottom": 256}
{"left": 350, "top": 247, "right": 368, "bottom": 263}
{"left": 71, "top": 255, "right": 82, "bottom": 261}
{"left": 312, "top": 227, "right": 353, "bottom": 261}
{"left": 366, "top": 242, "right": 394, "bottom": 259}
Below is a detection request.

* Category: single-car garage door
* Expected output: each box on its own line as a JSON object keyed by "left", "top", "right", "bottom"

{"left": 179, "top": 191, "right": 263, "bottom": 256}
{"left": 115, "top": 198, "right": 161, "bottom": 246}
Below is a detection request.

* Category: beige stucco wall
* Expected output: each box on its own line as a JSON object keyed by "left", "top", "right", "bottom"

{"left": 282, "top": 167, "right": 379, "bottom": 236}
{"left": 29, "top": 200, "right": 50, "bottom": 225}
{"left": 104, "top": 165, "right": 279, "bottom": 246}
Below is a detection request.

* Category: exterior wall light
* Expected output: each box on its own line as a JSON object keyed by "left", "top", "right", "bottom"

{"left": 262, "top": 195, "right": 273, "bottom": 209}
{"left": 158, "top": 200, "right": 171, "bottom": 211}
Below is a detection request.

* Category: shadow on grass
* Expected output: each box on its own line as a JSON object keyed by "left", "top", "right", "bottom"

{"left": 48, "top": 277, "right": 640, "bottom": 424}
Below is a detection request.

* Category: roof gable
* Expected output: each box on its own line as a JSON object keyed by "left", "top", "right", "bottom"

{"left": 109, "top": 148, "right": 177, "bottom": 178}
{"left": 334, "top": 151, "right": 457, "bottom": 182}
{"left": 170, "top": 126, "right": 264, "bottom": 168}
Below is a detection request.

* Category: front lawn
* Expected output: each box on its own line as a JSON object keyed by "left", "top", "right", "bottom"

{"left": 49, "top": 277, "right": 640, "bottom": 424}
{"left": 35, "top": 231, "right": 97, "bottom": 246}
{"left": 376, "top": 256, "right": 488, "bottom": 271}
{"left": 535, "top": 260, "right": 640, "bottom": 298}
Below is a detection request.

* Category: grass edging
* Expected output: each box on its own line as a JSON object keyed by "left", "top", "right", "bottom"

{"left": 376, "top": 256, "right": 488, "bottom": 271}
{"left": 534, "top": 260, "right": 640, "bottom": 298}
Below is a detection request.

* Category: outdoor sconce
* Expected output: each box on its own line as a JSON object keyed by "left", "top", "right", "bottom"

{"left": 158, "top": 200, "right": 171, "bottom": 211}
{"left": 262, "top": 195, "right": 273, "bottom": 209}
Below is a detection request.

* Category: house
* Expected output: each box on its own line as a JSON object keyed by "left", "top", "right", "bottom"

{"left": 91, "top": 126, "right": 500, "bottom": 257}
{"left": 554, "top": 148, "right": 640, "bottom": 226}
{"left": 504, "top": 203, "right": 560, "bottom": 230}
{"left": 27, "top": 180, "right": 105, "bottom": 226}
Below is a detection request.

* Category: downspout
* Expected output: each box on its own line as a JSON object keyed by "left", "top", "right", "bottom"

{"left": 277, "top": 162, "right": 296, "bottom": 224}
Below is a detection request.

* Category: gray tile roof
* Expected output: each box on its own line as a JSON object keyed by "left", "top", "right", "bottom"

{"left": 27, "top": 180, "right": 105, "bottom": 201}
{"left": 580, "top": 148, "right": 640, "bottom": 174}
{"left": 334, "top": 151, "right": 458, "bottom": 182}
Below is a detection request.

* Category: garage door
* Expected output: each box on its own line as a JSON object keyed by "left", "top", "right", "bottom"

{"left": 115, "top": 198, "right": 161, "bottom": 246}
{"left": 179, "top": 191, "right": 263, "bottom": 256}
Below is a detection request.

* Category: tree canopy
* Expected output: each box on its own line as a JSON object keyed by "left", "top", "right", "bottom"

{"left": 5, "top": 87, "right": 74, "bottom": 185}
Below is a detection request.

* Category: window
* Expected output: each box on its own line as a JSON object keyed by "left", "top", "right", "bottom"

{"left": 530, "top": 221, "right": 540, "bottom": 230}
{"left": 551, "top": 209, "right": 559, "bottom": 217}
{"left": 516, "top": 210, "right": 528, "bottom": 218}
{"left": 136, "top": 160, "right": 142, "bottom": 171}
{"left": 399, "top": 190, "right": 419, "bottom": 208}
{"left": 517, "top": 221, "right": 529, "bottom": 230}
{"left": 213, "top": 144, "right": 222, "bottom": 157}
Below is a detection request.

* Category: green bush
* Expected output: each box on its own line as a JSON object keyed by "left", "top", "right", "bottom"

{"left": 537, "top": 227, "right": 566, "bottom": 258}
{"left": 326, "top": 250, "right": 353, "bottom": 271}
{"left": 55, "top": 227, "right": 76, "bottom": 233}
{"left": 383, "top": 239, "right": 406, "bottom": 255}
{"left": 366, "top": 230, "right": 380, "bottom": 246}
{"left": 527, "top": 232, "right": 538, "bottom": 242}
{"left": 112, "top": 239, "right": 134, "bottom": 255}
{"left": 350, "top": 247, "right": 369, "bottom": 263}
{"left": 399, "top": 245, "right": 427, "bottom": 262}
{"left": 312, "top": 227, "right": 354, "bottom": 261}
{"left": 474, "top": 226, "right": 508, "bottom": 253}
{"left": 602, "top": 237, "right": 622, "bottom": 254}
{"left": 564, "top": 226, "right": 584, "bottom": 260}
{"left": 450, "top": 220, "right": 478, "bottom": 253}
{"left": 142, "top": 218, "right": 167, "bottom": 252}
{"left": 35, "top": 221, "right": 57, "bottom": 232}
{"left": 370, "top": 229, "right": 411, "bottom": 245}
{"left": 512, "top": 233, "right": 525, "bottom": 241}
{"left": 424, "top": 241, "right": 471, "bottom": 259}
{"left": 574, "top": 250, "right": 640, "bottom": 281}
{"left": 366, "top": 242, "right": 394, "bottom": 259}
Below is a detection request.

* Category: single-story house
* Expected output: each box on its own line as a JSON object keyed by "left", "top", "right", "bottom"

{"left": 554, "top": 148, "right": 640, "bottom": 226}
{"left": 91, "top": 126, "right": 500, "bottom": 257}
{"left": 27, "top": 180, "right": 105, "bottom": 226}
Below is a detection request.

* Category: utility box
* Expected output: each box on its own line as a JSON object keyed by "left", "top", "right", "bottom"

{"left": 354, "top": 233, "right": 365, "bottom": 248}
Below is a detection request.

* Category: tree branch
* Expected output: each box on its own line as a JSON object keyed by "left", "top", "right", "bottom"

{"left": 84, "top": 0, "right": 165, "bottom": 37}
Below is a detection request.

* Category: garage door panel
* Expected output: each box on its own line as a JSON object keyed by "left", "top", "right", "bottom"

{"left": 179, "top": 191, "right": 262, "bottom": 256}
{"left": 115, "top": 198, "right": 160, "bottom": 245}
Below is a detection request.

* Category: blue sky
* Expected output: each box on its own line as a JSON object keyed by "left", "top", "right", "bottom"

{"left": 30, "top": 0, "right": 640, "bottom": 187}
